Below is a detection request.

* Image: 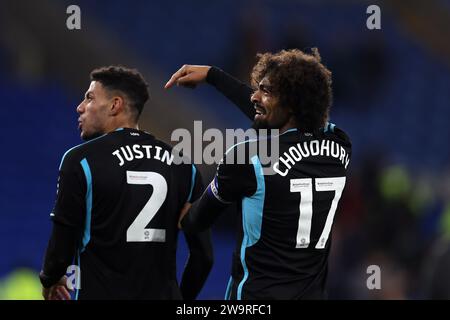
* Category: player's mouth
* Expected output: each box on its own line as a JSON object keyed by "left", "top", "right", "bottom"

{"left": 254, "top": 104, "right": 267, "bottom": 120}
{"left": 78, "top": 119, "right": 83, "bottom": 130}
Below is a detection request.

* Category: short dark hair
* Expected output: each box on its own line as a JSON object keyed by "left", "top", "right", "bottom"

{"left": 90, "top": 66, "right": 149, "bottom": 120}
{"left": 251, "top": 48, "right": 332, "bottom": 131}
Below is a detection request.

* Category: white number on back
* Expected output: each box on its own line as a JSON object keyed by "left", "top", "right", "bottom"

{"left": 126, "top": 171, "right": 167, "bottom": 242}
{"left": 290, "top": 177, "right": 346, "bottom": 249}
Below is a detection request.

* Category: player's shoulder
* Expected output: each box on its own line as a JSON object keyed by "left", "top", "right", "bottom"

{"left": 222, "top": 137, "right": 259, "bottom": 166}
{"left": 322, "top": 122, "right": 351, "bottom": 148}
{"left": 225, "top": 138, "right": 256, "bottom": 153}
{"left": 151, "top": 134, "right": 174, "bottom": 152}
{"left": 58, "top": 133, "right": 112, "bottom": 169}
{"left": 57, "top": 127, "right": 137, "bottom": 168}
{"left": 147, "top": 133, "right": 198, "bottom": 174}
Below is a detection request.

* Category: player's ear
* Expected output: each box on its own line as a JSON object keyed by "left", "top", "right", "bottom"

{"left": 110, "top": 96, "right": 124, "bottom": 116}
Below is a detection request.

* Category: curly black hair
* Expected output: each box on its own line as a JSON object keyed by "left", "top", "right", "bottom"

{"left": 90, "top": 66, "right": 149, "bottom": 121}
{"left": 251, "top": 48, "right": 332, "bottom": 131}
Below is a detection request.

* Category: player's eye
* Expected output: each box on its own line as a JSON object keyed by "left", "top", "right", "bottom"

{"left": 261, "top": 87, "right": 271, "bottom": 96}
{"left": 259, "top": 84, "right": 271, "bottom": 95}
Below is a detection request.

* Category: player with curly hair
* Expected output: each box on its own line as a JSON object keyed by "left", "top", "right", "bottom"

{"left": 166, "top": 48, "right": 351, "bottom": 300}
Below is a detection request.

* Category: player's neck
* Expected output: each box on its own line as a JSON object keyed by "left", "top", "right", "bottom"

{"left": 105, "top": 117, "right": 138, "bottom": 133}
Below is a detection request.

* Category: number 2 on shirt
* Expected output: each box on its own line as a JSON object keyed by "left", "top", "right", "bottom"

{"left": 126, "top": 171, "right": 167, "bottom": 242}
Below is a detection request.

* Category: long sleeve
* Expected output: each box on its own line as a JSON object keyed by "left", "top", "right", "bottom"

{"left": 206, "top": 66, "right": 254, "bottom": 120}
{"left": 181, "top": 144, "right": 257, "bottom": 233}
{"left": 40, "top": 222, "right": 80, "bottom": 288}
{"left": 40, "top": 150, "right": 85, "bottom": 288}
{"left": 179, "top": 165, "right": 214, "bottom": 299}
{"left": 179, "top": 229, "right": 214, "bottom": 300}
{"left": 181, "top": 183, "right": 231, "bottom": 234}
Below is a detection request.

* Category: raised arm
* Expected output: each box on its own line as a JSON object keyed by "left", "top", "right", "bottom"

{"left": 165, "top": 65, "right": 254, "bottom": 120}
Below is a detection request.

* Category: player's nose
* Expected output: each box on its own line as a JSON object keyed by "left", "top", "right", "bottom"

{"left": 251, "top": 91, "right": 261, "bottom": 104}
{"left": 76, "top": 102, "right": 85, "bottom": 114}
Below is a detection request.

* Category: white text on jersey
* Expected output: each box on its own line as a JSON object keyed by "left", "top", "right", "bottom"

{"left": 273, "top": 139, "right": 350, "bottom": 177}
{"left": 112, "top": 144, "right": 174, "bottom": 167}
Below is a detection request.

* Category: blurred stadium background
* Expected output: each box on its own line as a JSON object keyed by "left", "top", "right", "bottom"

{"left": 0, "top": 0, "right": 449, "bottom": 299}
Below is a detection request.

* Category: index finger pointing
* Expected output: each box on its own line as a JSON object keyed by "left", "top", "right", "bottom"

{"left": 164, "top": 65, "right": 188, "bottom": 89}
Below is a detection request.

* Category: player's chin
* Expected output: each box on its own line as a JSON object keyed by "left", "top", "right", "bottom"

{"left": 80, "top": 130, "right": 89, "bottom": 141}
{"left": 252, "top": 118, "right": 269, "bottom": 130}
{"left": 80, "top": 130, "right": 96, "bottom": 141}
